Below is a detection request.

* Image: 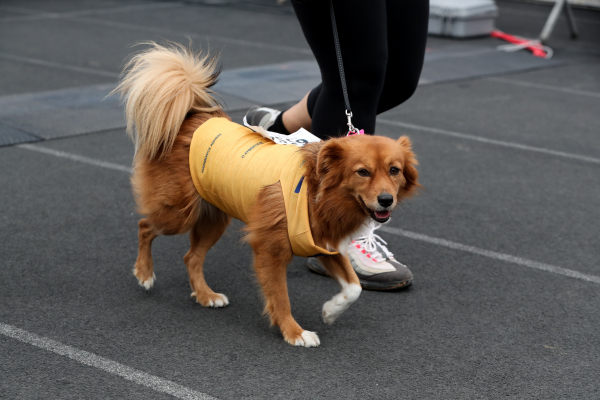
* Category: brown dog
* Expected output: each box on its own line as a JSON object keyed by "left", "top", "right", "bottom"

{"left": 114, "top": 43, "right": 419, "bottom": 347}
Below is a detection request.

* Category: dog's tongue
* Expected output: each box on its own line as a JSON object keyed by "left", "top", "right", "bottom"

{"left": 375, "top": 211, "right": 390, "bottom": 219}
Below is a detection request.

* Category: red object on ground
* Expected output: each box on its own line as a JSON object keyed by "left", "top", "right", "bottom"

{"left": 491, "top": 30, "right": 548, "bottom": 58}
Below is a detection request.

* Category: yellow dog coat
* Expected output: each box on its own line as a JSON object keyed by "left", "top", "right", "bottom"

{"left": 189, "top": 118, "right": 338, "bottom": 257}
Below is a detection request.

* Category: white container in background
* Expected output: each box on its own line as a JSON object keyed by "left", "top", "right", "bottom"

{"left": 429, "top": 0, "right": 499, "bottom": 38}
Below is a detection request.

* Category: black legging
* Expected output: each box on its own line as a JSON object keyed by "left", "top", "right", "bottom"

{"left": 291, "top": 0, "right": 429, "bottom": 138}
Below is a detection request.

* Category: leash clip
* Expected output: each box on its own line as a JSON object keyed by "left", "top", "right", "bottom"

{"left": 345, "top": 110, "right": 363, "bottom": 136}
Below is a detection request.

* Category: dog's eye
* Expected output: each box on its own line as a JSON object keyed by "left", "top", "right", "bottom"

{"left": 390, "top": 167, "right": 400, "bottom": 176}
{"left": 357, "top": 169, "right": 370, "bottom": 177}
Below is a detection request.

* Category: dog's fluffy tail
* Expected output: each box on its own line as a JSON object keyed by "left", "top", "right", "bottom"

{"left": 112, "top": 42, "right": 221, "bottom": 161}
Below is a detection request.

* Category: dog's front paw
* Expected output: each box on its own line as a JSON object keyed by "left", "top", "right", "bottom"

{"left": 286, "top": 330, "right": 320, "bottom": 348}
{"left": 322, "top": 283, "right": 362, "bottom": 324}
{"left": 191, "top": 292, "right": 229, "bottom": 308}
{"left": 322, "top": 304, "right": 337, "bottom": 325}
{"left": 134, "top": 270, "right": 156, "bottom": 290}
{"left": 296, "top": 331, "right": 320, "bottom": 347}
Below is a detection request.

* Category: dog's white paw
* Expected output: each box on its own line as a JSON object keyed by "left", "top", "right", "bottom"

{"left": 294, "top": 331, "right": 320, "bottom": 347}
{"left": 191, "top": 292, "right": 229, "bottom": 308}
{"left": 209, "top": 293, "right": 229, "bottom": 308}
{"left": 137, "top": 273, "right": 156, "bottom": 290}
{"left": 322, "top": 283, "right": 361, "bottom": 325}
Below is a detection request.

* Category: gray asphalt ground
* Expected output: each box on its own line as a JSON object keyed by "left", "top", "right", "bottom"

{"left": 1, "top": 1, "right": 600, "bottom": 399}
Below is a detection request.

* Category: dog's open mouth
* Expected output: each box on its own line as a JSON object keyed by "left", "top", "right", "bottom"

{"left": 371, "top": 210, "right": 391, "bottom": 223}
{"left": 359, "top": 197, "right": 391, "bottom": 223}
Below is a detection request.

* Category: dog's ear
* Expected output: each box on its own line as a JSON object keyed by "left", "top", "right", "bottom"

{"left": 316, "top": 139, "right": 346, "bottom": 190}
{"left": 397, "top": 136, "right": 420, "bottom": 198}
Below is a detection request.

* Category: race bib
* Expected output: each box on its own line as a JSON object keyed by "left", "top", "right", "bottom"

{"left": 243, "top": 116, "right": 321, "bottom": 147}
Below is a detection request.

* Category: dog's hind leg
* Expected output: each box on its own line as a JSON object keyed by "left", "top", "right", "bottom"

{"left": 319, "top": 255, "right": 362, "bottom": 325}
{"left": 185, "top": 202, "right": 231, "bottom": 308}
{"left": 134, "top": 218, "right": 159, "bottom": 289}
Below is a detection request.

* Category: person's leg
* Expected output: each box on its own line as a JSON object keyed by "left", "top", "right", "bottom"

{"left": 281, "top": 0, "right": 387, "bottom": 138}
{"left": 247, "top": 0, "right": 428, "bottom": 290}
{"left": 258, "top": 0, "right": 428, "bottom": 135}
{"left": 345, "top": 0, "right": 426, "bottom": 290}
{"left": 282, "top": 91, "right": 311, "bottom": 132}
{"left": 377, "top": 0, "right": 429, "bottom": 114}
{"left": 274, "top": 84, "right": 320, "bottom": 133}
{"left": 296, "top": 0, "right": 428, "bottom": 290}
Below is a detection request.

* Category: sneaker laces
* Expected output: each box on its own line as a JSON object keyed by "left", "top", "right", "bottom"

{"left": 353, "top": 224, "right": 393, "bottom": 261}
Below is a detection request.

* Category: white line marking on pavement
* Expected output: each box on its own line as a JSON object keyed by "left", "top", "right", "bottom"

{"left": 0, "top": 52, "right": 119, "bottom": 78}
{"left": 377, "top": 118, "right": 600, "bottom": 165}
{"left": 0, "top": 322, "right": 217, "bottom": 400}
{"left": 20, "top": 143, "right": 600, "bottom": 285}
{"left": 71, "top": 16, "right": 314, "bottom": 56}
{"left": 488, "top": 77, "right": 600, "bottom": 99}
{"left": 0, "top": 3, "right": 311, "bottom": 55}
{"left": 380, "top": 226, "right": 600, "bottom": 284}
{"left": 18, "top": 144, "right": 133, "bottom": 173}
{"left": 54, "top": 2, "right": 185, "bottom": 18}
{"left": 0, "top": 3, "right": 185, "bottom": 22}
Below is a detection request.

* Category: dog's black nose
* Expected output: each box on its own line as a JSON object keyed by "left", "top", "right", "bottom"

{"left": 377, "top": 194, "right": 394, "bottom": 208}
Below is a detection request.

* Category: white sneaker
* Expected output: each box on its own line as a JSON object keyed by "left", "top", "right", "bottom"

{"left": 308, "top": 223, "right": 413, "bottom": 291}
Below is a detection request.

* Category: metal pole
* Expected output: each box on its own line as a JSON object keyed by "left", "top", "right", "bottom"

{"left": 563, "top": 0, "right": 579, "bottom": 39}
{"left": 540, "top": 0, "right": 579, "bottom": 43}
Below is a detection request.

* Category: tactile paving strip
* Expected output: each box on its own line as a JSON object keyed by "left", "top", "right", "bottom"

{"left": 0, "top": 84, "right": 124, "bottom": 142}
{"left": 0, "top": 122, "right": 40, "bottom": 147}
{"left": 0, "top": 83, "right": 254, "bottom": 147}
{"left": 214, "top": 48, "right": 562, "bottom": 103}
